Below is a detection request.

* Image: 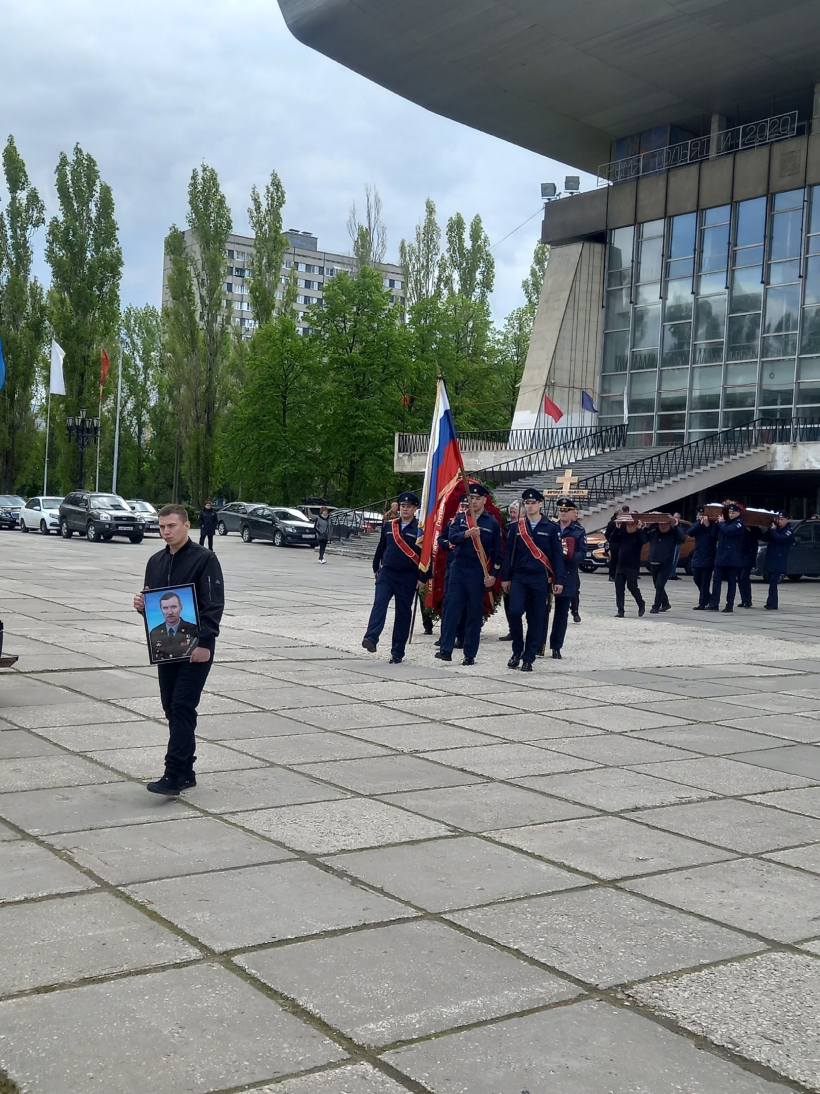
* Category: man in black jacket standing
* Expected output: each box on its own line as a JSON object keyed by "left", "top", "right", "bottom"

{"left": 134, "top": 504, "right": 225, "bottom": 796}
{"left": 647, "top": 515, "right": 686, "bottom": 614}
{"left": 198, "top": 501, "right": 218, "bottom": 551}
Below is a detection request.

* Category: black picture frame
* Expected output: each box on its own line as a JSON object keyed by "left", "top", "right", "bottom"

{"left": 143, "top": 583, "right": 201, "bottom": 665}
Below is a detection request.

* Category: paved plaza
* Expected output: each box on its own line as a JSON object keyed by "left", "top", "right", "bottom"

{"left": 1, "top": 531, "right": 820, "bottom": 1092}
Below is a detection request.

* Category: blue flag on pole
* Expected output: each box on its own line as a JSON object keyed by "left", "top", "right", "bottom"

{"left": 581, "top": 390, "right": 597, "bottom": 413}
{"left": 0, "top": 336, "right": 5, "bottom": 391}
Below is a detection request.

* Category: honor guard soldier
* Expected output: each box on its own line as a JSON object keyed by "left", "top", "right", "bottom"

{"left": 435, "top": 482, "right": 501, "bottom": 666}
{"left": 543, "top": 496, "right": 586, "bottom": 659}
{"left": 707, "top": 502, "right": 745, "bottom": 613}
{"left": 762, "top": 511, "right": 794, "bottom": 610}
{"left": 501, "top": 488, "right": 565, "bottom": 671}
{"left": 362, "top": 491, "right": 425, "bottom": 663}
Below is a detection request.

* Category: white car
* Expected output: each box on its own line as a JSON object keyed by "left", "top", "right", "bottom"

{"left": 19, "top": 496, "right": 64, "bottom": 535}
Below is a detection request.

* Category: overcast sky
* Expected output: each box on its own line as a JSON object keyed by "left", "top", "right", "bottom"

{"left": 3, "top": 0, "right": 597, "bottom": 322}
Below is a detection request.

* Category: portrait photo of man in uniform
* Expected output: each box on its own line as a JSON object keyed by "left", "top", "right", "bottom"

{"left": 144, "top": 585, "right": 200, "bottom": 664}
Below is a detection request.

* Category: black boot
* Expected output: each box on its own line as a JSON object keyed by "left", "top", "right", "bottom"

{"left": 147, "top": 773, "right": 181, "bottom": 796}
{"left": 551, "top": 649, "right": 562, "bottom": 660}
{"left": 435, "top": 650, "right": 452, "bottom": 661}
{"left": 507, "top": 654, "right": 521, "bottom": 669}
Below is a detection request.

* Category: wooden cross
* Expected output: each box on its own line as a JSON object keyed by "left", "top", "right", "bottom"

{"left": 555, "top": 468, "right": 578, "bottom": 493}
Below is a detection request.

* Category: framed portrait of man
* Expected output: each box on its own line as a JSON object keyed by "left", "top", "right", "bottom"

{"left": 143, "top": 584, "right": 201, "bottom": 665}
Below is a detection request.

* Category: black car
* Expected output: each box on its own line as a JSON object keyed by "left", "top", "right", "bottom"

{"left": 127, "top": 500, "right": 160, "bottom": 534}
{"left": 216, "top": 501, "right": 267, "bottom": 536}
{"left": 0, "top": 495, "right": 26, "bottom": 530}
{"left": 59, "top": 492, "right": 146, "bottom": 543}
{"left": 755, "top": 519, "right": 818, "bottom": 580}
{"left": 239, "top": 506, "right": 318, "bottom": 547}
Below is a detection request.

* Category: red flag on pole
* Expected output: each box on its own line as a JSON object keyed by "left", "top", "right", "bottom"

{"left": 543, "top": 393, "right": 563, "bottom": 423}
{"left": 100, "top": 348, "right": 111, "bottom": 389}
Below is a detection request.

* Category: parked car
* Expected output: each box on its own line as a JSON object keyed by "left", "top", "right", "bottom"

{"left": 19, "top": 496, "right": 64, "bottom": 534}
{"left": 755, "top": 519, "right": 817, "bottom": 580}
{"left": 216, "top": 501, "right": 267, "bottom": 536}
{"left": 298, "top": 500, "right": 337, "bottom": 521}
{"left": 239, "top": 506, "right": 319, "bottom": 547}
{"left": 59, "top": 492, "right": 146, "bottom": 543}
{"left": 126, "top": 500, "right": 160, "bottom": 534}
{"left": 580, "top": 531, "right": 609, "bottom": 573}
{"left": 0, "top": 495, "right": 26, "bottom": 530}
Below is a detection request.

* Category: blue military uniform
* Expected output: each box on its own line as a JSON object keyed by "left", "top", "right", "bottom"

{"left": 738, "top": 525, "right": 762, "bottom": 608}
{"left": 708, "top": 506, "right": 745, "bottom": 611}
{"left": 438, "top": 484, "right": 501, "bottom": 664}
{"left": 362, "top": 493, "right": 421, "bottom": 662}
{"left": 543, "top": 496, "right": 586, "bottom": 658}
{"left": 762, "top": 515, "right": 794, "bottom": 609}
{"left": 502, "top": 489, "right": 566, "bottom": 669}
{"left": 687, "top": 516, "right": 718, "bottom": 609}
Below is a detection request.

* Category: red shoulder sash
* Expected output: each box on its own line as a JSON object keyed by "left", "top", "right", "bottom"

{"left": 389, "top": 520, "right": 420, "bottom": 565}
{"left": 517, "top": 517, "right": 554, "bottom": 577}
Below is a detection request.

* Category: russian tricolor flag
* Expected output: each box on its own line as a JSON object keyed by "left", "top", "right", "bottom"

{"left": 418, "top": 377, "right": 464, "bottom": 575}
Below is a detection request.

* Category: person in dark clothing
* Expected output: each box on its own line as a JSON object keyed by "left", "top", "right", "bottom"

{"left": 501, "top": 487, "right": 565, "bottom": 671}
{"left": 609, "top": 516, "right": 647, "bottom": 617}
{"left": 498, "top": 501, "right": 520, "bottom": 640}
{"left": 436, "top": 482, "right": 502, "bottom": 666}
{"left": 737, "top": 523, "right": 762, "bottom": 607}
{"left": 434, "top": 504, "right": 468, "bottom": 648}
{"left": 647, "top": 515, "right": 686, "bottom": 613}
{"left": 605, "top": 507, "right": 630, "bottom": 582}
{"left": 198, "top": 501, "right": 217, "bottom": 550}
{"left": 687, "top": 509, "right": 718, "bottom": 609}
{"left": 762, "top": 512, "right": 795, "bottom": 610}
{"left": 362, "top": 492, "right": 425, "bottom": 664}
{"left": 314, "top": 506, "right": 332, "bottom": 563}
{"left": 707, "top": 503, "right": 746, "bottom": 612}
{"left": 134, "top": 504, "right": 225, "bottom": 796}
{"left": 541, "top": 496, "right": 586, "bottom": 659}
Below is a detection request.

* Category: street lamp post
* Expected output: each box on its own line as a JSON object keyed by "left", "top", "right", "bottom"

{"left": 66, "top": 408, "right": 101, "bottom": 489}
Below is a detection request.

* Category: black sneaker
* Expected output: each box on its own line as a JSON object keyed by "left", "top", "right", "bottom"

{"left": 461, "top": 656, "right": 475, "bottom": 666}
{"left": 692, "top": 605, "right": 705, "bottom": 610}
{"left": 739, "top": 602, "right": 752, "bottom": 609}
{"left": 649, "top": 606, "right": 660, "bottom": 614}
{"left": 454, "top": 638, "right": 464, "bottom": 649}
{"left": 179, "top": 772, "right": 197, "bottom": 790}
{"left": 520, "top": 661, "right": 533, "bottom": 672}
{"left": 571, "top": 612, "right": 581, "bottom": 623}
{"left": 361, "top": 638, "right": 377, "bottom": 653}
{"left": 551, "top": 649, "right": 562, "bottom": 660}
{"left": 616, "top": 611, "right": 624, "bottom": 618}
{"left": 498, "top": 634, "right": 513, "bottom": 642}
{"left": 388, "top": 656, "right": 403, "bottom": 664}
{"left": 434, "top": 650, "right": 452, "bottom": 661}
{"left": 660, "top": 605, "right": 671, "bottom": 612}
{"left": 147, "top": 774, "right": 181, "bottom": 797}
{"left": 423, "top": 624, "right": 434, "bottom": 635}
{"left": 434, "top": 638, "right": 441, "bottom": 647}
{"left": 507, "top": 655, "right": 521, "bottom": 669}
{"left": 705, "top": 605, "right": 719, "bottom": 611}
{"left": 638, "top": 604, "right": 646, "bottom": 617}
{"left": 764, "top": 604, "right": 777, "bottom": 610}
{"left": 722, "top": 606, "right": 734, "bottom": 613}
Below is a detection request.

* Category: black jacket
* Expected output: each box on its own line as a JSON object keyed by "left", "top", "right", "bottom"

{"left": 610, "top": 526, "right": 647, "bottom": 572}
{"left": 647, "top": 523, "right": 686, "bottom": 565}
{"left": 198, "top": 508, "right": 218, "bottom": 535}
{"left": 687, "top": 519, "right": 718, "bottom": 568}
{"left": 143, "top": 539, "right": 225, "bottom": 650}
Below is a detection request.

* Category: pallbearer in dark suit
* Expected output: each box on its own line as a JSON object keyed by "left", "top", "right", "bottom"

{"left": 435, "top": 482, "right": 501, "bottom": 666}
{"left": 501, "top": 488, "right": 565, "bottom": 671}
{"left": 543, "top": 496, "right": 586, "bottom": 660}
{"left": 362, "top": 492, "right": 425, "bottom": 664}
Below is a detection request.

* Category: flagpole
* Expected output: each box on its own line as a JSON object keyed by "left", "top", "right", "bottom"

{"left": 43, "top": 391, "right": 51, "bottom": 496}
{"left": 111, "top": 342, "right": 123, "bottom": 494}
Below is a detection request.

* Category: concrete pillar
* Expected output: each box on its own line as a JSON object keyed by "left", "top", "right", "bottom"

{"left": 812, "top": 84, "right": 820, "bottom": 135}
{"left": 512, "top": 241, "right": 605, "bottom": 432}
{"left": 709, "top": 113, "right": 727, "bottom": 158}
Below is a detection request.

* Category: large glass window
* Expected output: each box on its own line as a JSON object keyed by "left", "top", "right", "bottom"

{"left": 602, "top": 331, "right": 629, "bottom": 373}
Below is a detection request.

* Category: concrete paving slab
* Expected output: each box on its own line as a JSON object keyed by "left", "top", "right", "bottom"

{"left": 37, "top": 720, "right": 170, "bottom": 751}
{"left": 379, "top": 782, "right": 594, "bottom": 831}
{"left": 560, "top": 705, "right": 692, "bottom": 733}
{"left": 729, "top": 743, "right": 820, "bottom": 778}
{"left": 627, "top": 952, "right": 820, "bottom": 1090}
{"left": 227, "top": 733, "right": 394, "bottom": 765}
{"left": 449, "top": 712, "right": 601, "bottom": 740}
{"left": 545, "top": 734, "right": 692, "bottom": 765}
{"left": 127, "top": 860, "right": 413, "bottom": 950}
{"left": 747, "top": 786, "right": 820, "bottom": 818}
{"left": 0, "top": 841, "right": 95, "bottom": 902}
{"left": 383, "top": 695, "right": 515, "bottom": 721}
{"left": 326, "top": 836, "right": 583, "bottom": 911}
{"left": 295, "top": 755, "right": 482, "bottom": 794}
{"left": 0, "top": 891, "right": 199, "bottom": 995}
{"left": 112, "top": 693, "right": 255, "bottom": 719}
{"left": 196, "top": 711, "right": 321, "bottom": 740}
{"left": 630, "top": 724, "right": 790, "bottom": 755}
{"left": 0, "top": 754, "right": 122, "bottom": 793}
{"left": 383, "top": 999, "right": 793, "bottom": 1093}
{"left": 238, "top": 920, "right": 577, "bottom": 1047}
{"left": 720, "top": 691, "right": 820, "bottom": 714}
{"left": 625, "top": 857, "right": 820, "bottom": 941}
{"left": 31, "top": 668, "right": 159, "bottom": 699}
{"left": 423, "top": 742, "right": 600, "bottom": 779}
{"left": 233, "top": 798, "right": 451, "bottom": 854}
{"left": 514, "top": 768, "right": 715, "bottom": 812}
{"left": 318, "top": 680, "right": 446, "bottom": 702}
{"left": 0, "top": 700, "right": 142, "bottom": 728}
{"left": 183, "top": 767, "right": 349, "bottom": 814}
{"left": 630, "top": 757, "right": 812, "bottom": 795}
{"left": 626, "top": 798, "right": 820, "bottom": 853}
{"left": 553, "top": 684, "right": 689, "bottom": 705}
{"left": 0, "top": 781, "right": 194, "bottom": 834}
{"left": 0, "top": 962, "right": 344, "bottom": 1093}
{"left": 451, "top": 887, "right": 759, "bottom": 987}
{"left": 344, "top": 723, "right": 497, "bottom": 752}
{"left": 765, "top": 843, "right": 820, "bottom": 875}
{"left": 284, "top": 704, "right": 423, "bottom": 731}
{"left": 263, "top": 1063, "right": 408, "bottom": 1094}
{"left": 489, "top": 815, "right": 735, "bottom": 879}
{"left": 49, "top": 816, "right": 294, "bottom": 883}
{"left": 0, "top": 730, "right": 66, "bottom": 758}
{"left": 716, "top": 713, "right": 820, "bottom": 742}
{"left": 86, "top": 742, "right": 267, "bottom": 779}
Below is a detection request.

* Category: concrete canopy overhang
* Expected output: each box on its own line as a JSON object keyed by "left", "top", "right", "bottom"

{"left": 276, "top": 0, "right": 820, "bottom": 174}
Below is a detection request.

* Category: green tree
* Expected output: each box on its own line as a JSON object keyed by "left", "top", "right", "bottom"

{"left": 347, "top": 184, "right": 387, "bottom": 273}
{"left": 247, "top": 171, "right": 288, "bottom": 326}
{"left": 45, "top": 143, "right": 122, "bottom": 489}
{"left": 399, "top": 197, "right": 441, "bottom": 308}
{"left": 0, "top": 136, "right": 47, "bottom": 493}
{"left": 119, "top": 305, "right": 161, "bottom": 497}
{"left": 522, "top": 241, "right": 549, "bottom": 308}
{"left": 163, "top": 163, "right": 232, "bottom": 502}
{"left": 439, "top": 212, "right": 494, "bottom": 303}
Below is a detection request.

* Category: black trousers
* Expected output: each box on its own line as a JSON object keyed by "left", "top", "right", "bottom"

{"left": 318, "top": 539, "right": 328, "bottom": 560}
{"left": 692, "top": 565, "right": 713, "bottom": 607}
{"left": 440, "top": 567, "right": 485, "bottom": 659}
{"left": 508, "top": 572, "right": 549, "bottom": 662}
{"left": 199, "top": 531, "right": 214, "bottom": 550}
{"left": 157, "top": 656, "right": 213, "bottom": 777}
{"left": 738, "top": 563, "right": 753, "bottom": 605}
{"left": 651, "top": 561, "right": 674, "bottom": 609}
{"left": 710, "top": 565, "right": 739, "bottom": 609}
{"left": 615, "top": 568, "right": 644, "bottom": 613}
{"left": 766, "top": 572, "right": 783, "bottom": 608}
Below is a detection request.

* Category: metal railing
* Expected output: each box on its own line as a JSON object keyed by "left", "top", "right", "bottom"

{"left": 598, "top": 111, "right": 799, "bottom": 184}
{"left": 328, "top": 499, "right": 398, "bottom": 542}
{"left": 396, "top": 424, "right": 618, "bottom": 457}
{"left": 476, "top": 424, "right": 628, "bottom": 484}
{"left": 575, "top": 417, "right": 820, "bottom": 510}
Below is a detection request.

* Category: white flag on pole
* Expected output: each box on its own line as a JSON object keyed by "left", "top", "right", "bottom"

{"left": 50, "top": 340, "right": 66, "bottom": 396}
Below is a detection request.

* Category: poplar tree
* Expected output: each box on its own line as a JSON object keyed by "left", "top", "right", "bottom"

{"left": 247, "top": 171, "right": 288, "bottom": 327}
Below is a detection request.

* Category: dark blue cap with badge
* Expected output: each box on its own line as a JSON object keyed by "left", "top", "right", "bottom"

{"left": 467, "top": 482, "right": 489, "bottom": 497}
{"left": 397, "top": 491, "right": 420, "bottom": 506}
{"left": 555, "top": 495, "right": 576, "bottom": 510}
{"left": 521, "top": 487, "right": 543, "bottom": 502}
{"left": 775, "top": 510, "right": 790, "bottom": 519}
